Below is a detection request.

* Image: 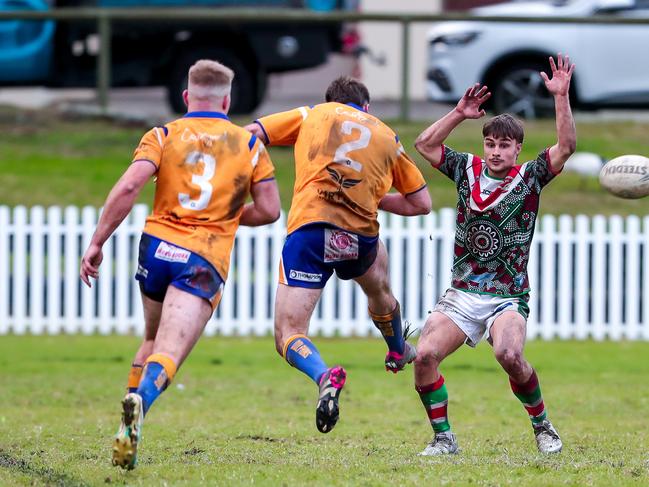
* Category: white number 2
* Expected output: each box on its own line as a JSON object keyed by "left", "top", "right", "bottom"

{"left": 333, "top": 121, "right": 371, "bottom": 173}
{"left": 178, "top": 151, "right": 215, "bottom": 211}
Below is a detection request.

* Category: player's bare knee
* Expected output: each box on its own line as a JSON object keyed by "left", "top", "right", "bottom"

{"left": 414, "top": 345, "right": 444, "bottom": 371}
{"left": 495, "top": 346, "right": 523, "bottom": 371}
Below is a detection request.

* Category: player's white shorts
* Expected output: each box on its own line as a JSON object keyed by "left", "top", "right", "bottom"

{"left": 433, "top": 288, "right": 530, "bottom": 347}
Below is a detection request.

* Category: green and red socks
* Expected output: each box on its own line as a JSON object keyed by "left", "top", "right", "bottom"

{"left": 509, "top": 370, "right": 547, "bottom": 425}
{"left": 416, "top": 375, "right": 451, "bottom": 433}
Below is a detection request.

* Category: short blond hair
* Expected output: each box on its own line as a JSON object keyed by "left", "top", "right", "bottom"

{"left": 188, "top": 59, "right": 234, "bottom": 99}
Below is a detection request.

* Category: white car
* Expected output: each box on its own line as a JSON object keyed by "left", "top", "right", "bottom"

{"left": 426, "top": 0, "right": 649, "bottom": 118}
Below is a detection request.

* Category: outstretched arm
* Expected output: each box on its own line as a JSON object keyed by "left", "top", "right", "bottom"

{"left": 542, "top": 53, "right": 577, "bottom": 172}
{"left": 80, "top": 160, "right": 156, "bottom": 287}
{"left": 415, "top": 83, "right": 491, "bottom": 166}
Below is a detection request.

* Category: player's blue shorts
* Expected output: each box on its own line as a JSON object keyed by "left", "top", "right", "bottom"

{"left": 279, "top": 224, "right": 379, "bottom": 289}
{"left": 135, "top": 233, "right": 224, "bottom": 309}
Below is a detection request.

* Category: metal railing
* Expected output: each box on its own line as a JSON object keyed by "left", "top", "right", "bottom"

{"left": 1, "top": 8, "right": 648, "bottom": 119}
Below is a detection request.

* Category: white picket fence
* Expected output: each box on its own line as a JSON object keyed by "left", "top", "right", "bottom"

{"left": 0, "top": 204, "right": 648, "bottom": 340}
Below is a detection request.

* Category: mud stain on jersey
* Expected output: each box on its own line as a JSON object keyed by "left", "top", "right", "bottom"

{"left": 226, "top": 131, "right": 241, "bottom": 155}
{"left": 227, "top": 174, "right": 249, "bottom": 219}
{"left": 307, "top": 140, "right": 321, "bottom": 161}
{"left": 324, "top": 121, "right": 343, "bottom": 156}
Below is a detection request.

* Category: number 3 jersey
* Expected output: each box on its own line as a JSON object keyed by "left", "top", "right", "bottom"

{"left": 255, "top": 102, "right": 426, "bottom": 237}
{"left": 436, "top": 145, "right": 560, "bottom": 297}
{"left": 132, "top": 112, "right": 275, "bottom": 281}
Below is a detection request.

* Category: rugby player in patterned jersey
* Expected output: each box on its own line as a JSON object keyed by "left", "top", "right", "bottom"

{"left": 246, "top": 77, "right": 431, "bottom": 433}
{"left": 413, "top": 54, "right": 576, "bottom": 455}
{"left": 80, "top": 60, "right": 280, "bottom": 469}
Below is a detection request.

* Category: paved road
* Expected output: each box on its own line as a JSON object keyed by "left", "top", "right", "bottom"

{"left": 2, "top": 78, "right": 649, "bottom": 124}
{"left": 0, "top": 85, "right": 452, "bottom": 123}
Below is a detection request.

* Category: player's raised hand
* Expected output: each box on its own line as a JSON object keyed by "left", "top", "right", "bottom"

{"left": 80, "top": 243, "right": 103, "bottom": 287}
{"left": 455, "top": 83, "right": 491, "bottom": 119}
{"left": 541, "top": 53, "right": 575, "bottom": 97}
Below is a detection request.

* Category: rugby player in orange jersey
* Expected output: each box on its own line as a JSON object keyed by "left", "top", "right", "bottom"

{"left": 80, "top": 59, "right": 280, "bottom": 469}
{"left": 246, "top": 77, "right": 431, "bottom": 433}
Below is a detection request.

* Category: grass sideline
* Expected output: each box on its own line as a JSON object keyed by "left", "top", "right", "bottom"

{"left": 1, "top": 107, "right": 648, "bottom": 216}
{"left": 0, "top": 336, "right": 648, "bottom": 486}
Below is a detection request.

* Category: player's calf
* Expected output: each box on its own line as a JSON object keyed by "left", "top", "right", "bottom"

{"left": 370, "top": 303, "right": 406, "bottom": 357}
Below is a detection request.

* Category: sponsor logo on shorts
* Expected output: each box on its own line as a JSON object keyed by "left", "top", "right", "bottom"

{"left": 136, "top": 264, "right": 148, "bottom": 278}
{"left": 324, "top": 229, "right": 359, "bottom": 262}
{"left": 154, "top": 241, "right": 191, "bottom": 263}
{"left": 289, "top": 269, "right": 322, "bottom": 283}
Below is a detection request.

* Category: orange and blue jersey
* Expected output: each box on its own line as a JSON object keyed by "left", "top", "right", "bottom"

{"left": 255, "top": 102, "right": 426, "bottom": 237}
{"left": 133, "top": 111, "right": 275, "bottom": 281}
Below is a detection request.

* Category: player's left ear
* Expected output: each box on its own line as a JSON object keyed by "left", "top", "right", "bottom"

{"left": 182, "top": 89, "right": 189, "bottom": 108}
{"left": 222, "top": 95, "right": 231, "bottom": 114}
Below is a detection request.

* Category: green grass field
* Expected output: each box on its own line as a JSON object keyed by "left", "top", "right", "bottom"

{"left": 1, "top": 107, "right": 648, "bottom": 215}
{"left": 1, "top": 336, "right": 648, "bottom": 486}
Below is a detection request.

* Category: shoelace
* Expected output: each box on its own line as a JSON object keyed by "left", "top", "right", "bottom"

{"left": 402, "top": 321, "right": 417, "bottom": 341}
{"left": 535, "top": 423, "right": 559, "bottom": 440}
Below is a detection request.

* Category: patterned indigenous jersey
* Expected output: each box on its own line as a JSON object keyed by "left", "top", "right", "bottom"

{"left": 256, "top": 102, "right": 426, "bottom": 236}
{"left": 133, "top": 111, "right": 275, "bottom": 281}
{"left": 435, "top": 145, "right": 560, "bottom": 297}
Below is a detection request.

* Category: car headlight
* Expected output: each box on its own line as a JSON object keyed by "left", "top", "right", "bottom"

{"left": 430, "top": 31, "right": 480, "bottom": 48}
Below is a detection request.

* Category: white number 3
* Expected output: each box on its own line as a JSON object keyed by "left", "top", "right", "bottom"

{"left": 178, "top": 151, "right": 216, "bottom": 211}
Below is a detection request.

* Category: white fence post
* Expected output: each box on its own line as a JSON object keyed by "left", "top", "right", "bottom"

{"left": 574, "top": 215, "right": 590, "bottom": 340}
{"left": 625, "top": 216, "right": 641, "bottom": 340}
{"left": 640, "top": 216, "right": 649, "bottom": 340}
{"left": 0, "top": 205, "right": 647, "bottom": 341}
{"left": 29, "top": 206, "right": 46, "bottom": 334}
{"left": 12, "top": 206, "right": 28, "bottom": 334}
{"left": 591, "top": 216, "right": 607, "bottom": 340}
{"left": 0, "top": 206, "right": 9, "bottom": 334}
{"left": 46, "top": 206, "right": 63, "bottom": 335}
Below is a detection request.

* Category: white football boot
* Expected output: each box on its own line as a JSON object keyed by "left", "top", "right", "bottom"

{"left": 534, "top": 419, "right": 563, "bottom": 454}
{"left": 419, "top": 431, "right": 459, "bottom": 456}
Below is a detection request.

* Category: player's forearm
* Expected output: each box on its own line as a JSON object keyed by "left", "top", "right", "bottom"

{"left": 91, "top": 181, "right": 141, "bottom": 247}
{"left": 379, "top": 193, "right": 429, "bottom": 216}
{"left": 552, "top": 94, "right": 577, "bottom": 167}
{"left": 240, "top": 202, "right": 280, "bottom": 226}
{"left": 415, "top": 108, "right": 465, "bottom": 150}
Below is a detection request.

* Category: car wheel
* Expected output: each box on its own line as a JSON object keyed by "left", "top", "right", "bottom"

{"left": 167, "top": 48, "right": 259, "bottom": 115}
{"left": 492, "top": 63, "right": 555, "bottom": 119}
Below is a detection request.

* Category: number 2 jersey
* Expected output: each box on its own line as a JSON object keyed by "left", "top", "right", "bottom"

{"left": 255, "top": 102, "right": 426, "bottom": 237}
{"left": 132, "top": 111, "right": 275, "bottom": 281}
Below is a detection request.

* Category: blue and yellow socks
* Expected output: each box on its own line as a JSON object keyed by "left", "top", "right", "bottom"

{"left": 283, "top": 334, "right": 329, "bottom": 385}
{"left": 136, "top": 353, "right": 177, "bottom": 416}
{"left": 126, "top": 363, "right": 144, "bottom": 393}
{"left": 370, "top": 302, "right": 404, "bottom": 355}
